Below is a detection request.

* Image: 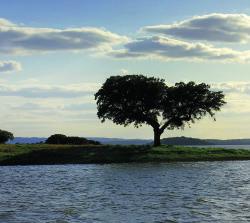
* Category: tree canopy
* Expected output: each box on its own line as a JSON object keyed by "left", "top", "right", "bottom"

{"left": 95, "top": 75, "right": 226, "bottom": 146}
{"left": 0, "top": 129, "right": 14, "bottom": 144}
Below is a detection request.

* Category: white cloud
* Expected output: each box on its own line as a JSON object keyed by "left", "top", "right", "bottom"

{"left": 0, "top": 18, "right": 128, "bottom": 55}
{"left": 11, "top": 101, "right": 96, "bottom": 112}
{"left": 2, "top": 15, "right": 250, "bottom": 64}
{"left": 212, "top": 82, "right": 250, "bottom": 95}
{"left": 0, "top": 61, "right": 22, "bottom": 72}
{"left": 0, "top": 80, "right": 100, "bottom": 98}
{"left": 110, "top": 36, "right": 250, "bottom": 62}
{"left": 142, "top": 13, "right": 250, "bottom": 43}
{"left": 0, "top": 18, "right": 15, "bottom": 27}
{"left": 120, "top": 68, "right": 129, "bottom": 75}
{"left": 0, "top": 85, "right": 99, "bottom": 129}
{"left": 62, "top": 102, "right": 96, "bottom": 111}
{"left": 211, "top": 82, "right": 250, "bottom": 114}
{"left": 1, "top": 100, "right": 97, "bottom": 126}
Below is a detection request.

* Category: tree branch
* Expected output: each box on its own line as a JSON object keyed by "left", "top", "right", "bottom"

{"left": 146, "top": 118, "right": 160, "bottom": 129}
{"left": 159, "top": 120, "right": 171, "bottom": 133}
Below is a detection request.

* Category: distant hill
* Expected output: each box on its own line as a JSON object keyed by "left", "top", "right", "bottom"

{"left": 88, "top": 137, "right": 152, "bottom": 145}
{"left": 206, "top": 139, "right": 250, "bottom": 145}
{"left": 161, "top": 136, "right": 213, "bottom": 145}
{"left": 161, "top": 137, "right": 250, "bottom": 145}
{"left": 8, "top": 136, "right": 250, "bottom": 146}
{"left": 8, "top": 137, "right": 47, "bottom": 144}
{"left": 8, "top": 137, "right": 151, "bottom": 145}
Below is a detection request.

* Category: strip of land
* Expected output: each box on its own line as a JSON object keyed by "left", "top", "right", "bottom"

{"left": 0, "top": 144, "right": 250, "bottom": 165}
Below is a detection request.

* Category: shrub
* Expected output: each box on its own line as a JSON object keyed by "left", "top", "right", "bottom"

{"left": 46, "top": 134, "right": 101, "bottom": 145}
{"left": 0, "top": 129, "right": 14, "bottom": 144}
{"left": 45, "top": 134, "right": 68, "bottom": 144}
{"left": 67, "top": 136, "right": 88, "bottom": 145}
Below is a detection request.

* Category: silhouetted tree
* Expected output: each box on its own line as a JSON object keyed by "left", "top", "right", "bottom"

{"left": 0, "top": 129, "right": 14, "bottom": 144}
{"left": 95, "top": 75, "right": 226, "bottom": 146}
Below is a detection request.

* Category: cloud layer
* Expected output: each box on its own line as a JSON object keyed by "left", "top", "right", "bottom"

{"left": 0, "top": 81, "right": 100, "bottom": 98}
{"left": 0, "top": 18, "right": 127, "bottom": 55}
{"left": 1, "top": 14, "right": 250, "bottom": 71}
{"left": 110, "top": 36, "right": 250, "bottom": 62}
{"left": 142, "top": 13, "right": 250, "bottom": 43}
{"left": 211, "top": 82, "right": 250, "bottom": 114}
{"left": 212, "top": 82, "right": 250, "bottom": 95}
{"left": 2, "top": 15, "right": 250, "bottom": 63}
{"left": 0, "top": 61, "right": 22, "bottom": 72}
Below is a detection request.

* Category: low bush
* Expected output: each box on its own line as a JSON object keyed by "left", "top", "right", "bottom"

{"left": 46, "top": 134, "right": 100, "bottom": 145}
{"left": 0, "top": 129, "right": 14, "bottom": 144}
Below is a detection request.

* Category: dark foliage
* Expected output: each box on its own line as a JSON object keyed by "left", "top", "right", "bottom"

{"left": 46, "top": 134, "right": 68, "bottom": 144}
{"left": 46, "top": 134, "right": 100, "bottom": 145}
{"left": 0, "top": 129, "right": 14, "bottom": 144}
{"left": 66, "top": 136, "right": 100, "bottom": 145}
{"left": 95, "top": 75, "right": 166, "bottom": 127}
{"left": 95, "top": 75, "right": 226, "bottom": 146}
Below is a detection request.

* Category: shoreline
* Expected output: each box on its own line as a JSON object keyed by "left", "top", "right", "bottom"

{"left": 1, "top": 157, "right": 250, "bottom": 166}
{"left": 0, "top": 144, "right": 250, "bottom": 166}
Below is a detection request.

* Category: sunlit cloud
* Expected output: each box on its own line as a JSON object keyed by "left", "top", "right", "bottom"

{"left": 212, "top": 82, "right": 250, "bottom": 95}
{"left": 0, "top": 18, "right": 15, "bottom": 27}
{"left": 142, "top": 13, "right": 250, "bottom": 43}
{"left": 109, "top": 36, "right": 250, "bottom": 62}
{"left": 0, "top": 18, "right": 128, "bottom": 55}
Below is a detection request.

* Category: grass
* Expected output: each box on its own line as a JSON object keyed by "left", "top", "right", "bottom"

{"left": 0, "top": 144, "right": 250, "bottom": 165}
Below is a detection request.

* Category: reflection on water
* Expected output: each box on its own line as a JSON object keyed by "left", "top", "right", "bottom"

{"left": 0, "top": 162, "right": 250, "bottom": 222}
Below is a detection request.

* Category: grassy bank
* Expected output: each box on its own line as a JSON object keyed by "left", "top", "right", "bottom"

{"left": 0, "top": 144, "right": 250, "bottom": 165}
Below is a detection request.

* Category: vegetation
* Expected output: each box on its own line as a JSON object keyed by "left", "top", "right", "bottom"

{"left": 0, "top": 144, "right": 250, "bottom": 165}
{"left": 95, "top": 75, "right": 226, "bottom": 146}
{"left": 46, "top": 134, "right": 100, "bottom": 145}
{"left": 0, "top": 129, "right": 14, "bottom": 144}
{"left": 46, "top": 134, "right": 68, "bottom": 144}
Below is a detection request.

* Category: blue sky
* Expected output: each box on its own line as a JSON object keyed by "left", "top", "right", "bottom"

{"left": 1, "top": 1, "right": 250, "bottom": 139}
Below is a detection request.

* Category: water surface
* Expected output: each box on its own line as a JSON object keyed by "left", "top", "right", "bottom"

{"left": 0, "top": 162, "right": 249, "bottom": 222}
{"left": 190, "top": 144, "right": 250, "bottom": 150}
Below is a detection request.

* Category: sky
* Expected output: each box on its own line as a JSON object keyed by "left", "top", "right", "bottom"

{"left": 1, "top": 0, "right": 250, "bottom": 139}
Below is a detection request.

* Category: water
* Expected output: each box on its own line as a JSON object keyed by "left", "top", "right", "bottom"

{"left": 189, "top": 145, "right": 250, "bottom": 150}
{"left": 0, "top": 162, "right": 249, "bottom": 223}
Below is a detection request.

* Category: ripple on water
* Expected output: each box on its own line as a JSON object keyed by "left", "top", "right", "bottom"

{"left": 0, "top": 161, "right": 250, "bottom": 222}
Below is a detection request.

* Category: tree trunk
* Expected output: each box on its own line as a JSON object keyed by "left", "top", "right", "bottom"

{"left": 153, "top": 128, "right": 161, "bottom": 147}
